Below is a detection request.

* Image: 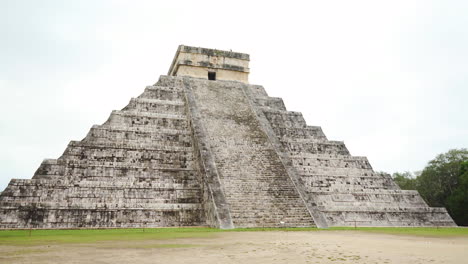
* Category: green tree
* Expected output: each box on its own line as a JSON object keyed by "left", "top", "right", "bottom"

{"left": 417, "top": 149, "right": 468, "bottom": 207}
{"left": 446, "top": 161, "right": 468, "bottom": 226}
{"left": 391, "top": 149, "right": 468, "bottom": 225}
{"left": 392, "top": 171, "right": 417, "bottom": 190}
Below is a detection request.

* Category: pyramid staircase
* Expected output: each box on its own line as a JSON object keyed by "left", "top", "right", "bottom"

{"left": 182, "top": 78, "right": 315, "bottom": 228}
{"left": 248, "top": 84, "right": 455, "bottom": 227}
{"left": 0, "top": 74, "right": 455, "bottom": 228}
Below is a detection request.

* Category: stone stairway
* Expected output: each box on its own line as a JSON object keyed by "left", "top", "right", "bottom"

{"left": 1, "top": 44, "right": 456, "bottom": 229}
{"left": 0, "top": 77, "right": 205, "bottom": 228}
{"left": 0, "top": 74, "right": 456, "bottom": 228}
{"left": 248, "top": 85, "right": 456, "bottom": 227}
{"left": 185, "top": 78, "right": 315, "bottom": 228}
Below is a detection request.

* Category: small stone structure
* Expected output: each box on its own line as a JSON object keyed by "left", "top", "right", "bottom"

{"left": 0, "top": 45, "right": 456, "bottom": 228}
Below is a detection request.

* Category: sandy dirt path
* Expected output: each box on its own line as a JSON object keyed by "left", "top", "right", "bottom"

{"left": 1, "top": 231, "right": 467, "bottom": 264}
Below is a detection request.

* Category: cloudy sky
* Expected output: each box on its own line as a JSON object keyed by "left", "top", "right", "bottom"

{"left": 1, "top": 0, "right": 467, "bottom": 190}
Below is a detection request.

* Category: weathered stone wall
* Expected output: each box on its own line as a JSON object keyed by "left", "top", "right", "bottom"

{"left": 0, "top": 45, "right": 457, "bottom": 228}
{"left": 247, "top": 85, "right": 456, "bottom": 227}
{"left": 168, "top": 45, "right": 250, "bottom": 83}
{"left": 0, "top": 77, "right": 206, "bottom": 228}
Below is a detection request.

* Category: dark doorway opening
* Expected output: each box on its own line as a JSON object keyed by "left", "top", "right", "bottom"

{"left": 208, "top": 72, "right": 216, "bottom": 80}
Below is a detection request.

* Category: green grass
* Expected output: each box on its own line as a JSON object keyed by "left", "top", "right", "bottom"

{"left": 0, "top": 228, "right": 220, "bottom": 246}
{"left": 0, "top": 226, "right": 466, "bottom": 246}
{"left": 226, "top": 226, "right": 468, "bottom": 237}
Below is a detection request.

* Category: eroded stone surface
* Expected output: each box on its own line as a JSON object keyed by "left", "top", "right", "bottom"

{"left": 0, "top": 46, "right": 455, "bottom": 228}
{"left": 248, "top": 84, "right": 455, "bottom": 227}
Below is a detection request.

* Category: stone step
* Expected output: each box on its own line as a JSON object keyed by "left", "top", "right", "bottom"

{"left": 36, "top": 159, "right": 197, "bottom": 171}
{"left": 230, "top": 216, "right": 315, "bottom": 224}
{"left": 282, "top": 140, "right": 350, "bottom": 155}
{"left": 290, "top": 153, "right": 368, "bottom": 160}
{"left": 311, "top": 189, "right": 420, "bottom": 196}
{"left": 61, "top": 147, "right": 195, "bottom": 167}
{"left": 316, "top": 200, "right": 428, "bottom": 209}
{"left": 104, "top": 110, "right": 189, "bottom": 130}
{"left": 0, "top": 199, "right": 204, "bottom": 209}
{"left": 231, "top": 219, "right": 315, "bottom": 228}
{"left": 298, "top": 167, "right": 375, "bottom": 176}
{"left": 138, "top": 86, "right": 183, "bottom": 101}
{"left": 304, "top": 186, "right": 398, "bottom": 193}
{"left": 123, "top": 98, "right": 185, "bottom": 114}
{"left": 87, "top": 124, "right": 191, "bottom": 140}
{"left": 262, "top": 109, "right": 307, "bottom": 128}
{"left": 153, "top": 76, "right": 185, "bottom": 89}
{"left": 271, "top": 126, "right": 327, "bottom": 141}
{"left": 247, "top": 85, "right": 269, "bottom": 97}
{"left": 146, "top": 85, "right": 183, "bottom": 92}
{"left": 66, "top": 140, "right": 193, "bottom": 152}
{"left": 0, "top": 202, "right": 202, "bottom": 210}
{"left": 319, "top": 206, "right": 448, "bottom": 213}
{"left": 227, "top": 197, "right": 311, "bottom": 203}
{"left": 228, "top": 208, "right": 310, "bottom": 214}
{"left": 2, "top": 189, "right": 202, "bottom": 200}
{"left": 300, "top": 172, "right": 392, "bottom": 179}
{"left": 33, "top": 170, "right": 197, "bottom": 181}
{"left": 33, "top": 159, "right": 197, "bottom": 179}
{"left": 55, "top": 160, "right": 194, "bottom": 170}
{"left": 20, "top": 176, "right": 201, "bottom": 187}
{"left": 3, "top": 179, "right": 201, "bottom": 190}
{"left": 92, "top": 125, "right": 191, "bottom": 135}
{"left": 82, "top": 137, "right": 192, "bottom": 149}
{"left": 62, "top": 143, "right": 193, "bottom": 157}
{"left": 85, "top": 126, "right": 191, "bottom": 145}
{"left": 322, "top": 207, "right": 455, "bottom": 227}
{"left": 129, "top": 97, "right": 185, "bottom": 106}
{"left": 312, "top": 192, "right": 427, "bottom": 206}
{"left": 291, "top": 156, "right": 372, "bottom": 169}
{"left": 114, "top": 110, "right": 187, "bottom": 120}
{"left": 0, "top": 206, "right": 206, "bottom": 229}
{"left": 230, "top": 216, "right": 314, "bottom": 223}
{"left": 253, "top": 97, "right": 286, "bottom": 111}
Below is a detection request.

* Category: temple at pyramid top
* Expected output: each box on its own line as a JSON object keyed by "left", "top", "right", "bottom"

{"left": 168, "top": 45, "right": 250, "bottom": 83}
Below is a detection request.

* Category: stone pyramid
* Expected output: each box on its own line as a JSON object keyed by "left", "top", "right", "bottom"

{"left": 0, "top": 45, "right": 455, "bottom": 228}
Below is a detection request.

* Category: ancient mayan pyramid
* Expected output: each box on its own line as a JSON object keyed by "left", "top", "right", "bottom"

{"left": 0, "top": 45, "right": 455, "bottom": 229}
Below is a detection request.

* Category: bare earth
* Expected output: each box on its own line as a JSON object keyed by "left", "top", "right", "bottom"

{"left": 1, "top": 231, "right": 467, "bottom": 264}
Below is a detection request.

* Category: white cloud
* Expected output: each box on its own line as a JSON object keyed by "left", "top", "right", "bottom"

{"left": 1, "top": 0, "right": 467, "bottom": 190}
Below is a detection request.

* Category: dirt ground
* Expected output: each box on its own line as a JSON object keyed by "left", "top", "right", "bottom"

{"left": 1, "top": 231, "right": 467, "bottom": 264}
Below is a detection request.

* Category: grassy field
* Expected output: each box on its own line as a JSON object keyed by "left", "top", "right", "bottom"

{"left": 0, "top": 228, "right": 219, "bottom": 246}
{"left": 0, "top": 227, "right": 466, "bottom": 246}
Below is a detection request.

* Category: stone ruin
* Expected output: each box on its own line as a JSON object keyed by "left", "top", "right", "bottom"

{"left": 0, "top": 45, "right": 456, "bottom": 229}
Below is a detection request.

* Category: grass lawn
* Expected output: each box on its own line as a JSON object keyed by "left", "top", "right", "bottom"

{"left": 0, "top": 227, "right": 466, "bottom": 246}
{"left": 0, "top": 228, "right": 220, "bottom": 246}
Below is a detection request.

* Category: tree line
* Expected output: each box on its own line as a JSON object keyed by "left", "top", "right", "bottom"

{"left": 392, "top": 148, "right": 468, "bottom": 226}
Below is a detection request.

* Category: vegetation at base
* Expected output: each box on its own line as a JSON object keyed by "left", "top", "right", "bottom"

{"left": 0, "top": 227, "right": 467, "bottom": 246}
{"left": 446, "top": 161, "right": 468, "bottom": 226}
{"left": 392, "top": 148, "right": 468, "bottom": 226}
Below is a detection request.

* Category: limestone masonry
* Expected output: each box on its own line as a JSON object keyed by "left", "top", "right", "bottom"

{"left": 0, "top": 45, "right": 455, "bottom": 228}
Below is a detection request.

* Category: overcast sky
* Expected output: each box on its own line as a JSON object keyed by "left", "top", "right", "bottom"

{"left": 1, "top": 0, "right": 467, "bottom": 190}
